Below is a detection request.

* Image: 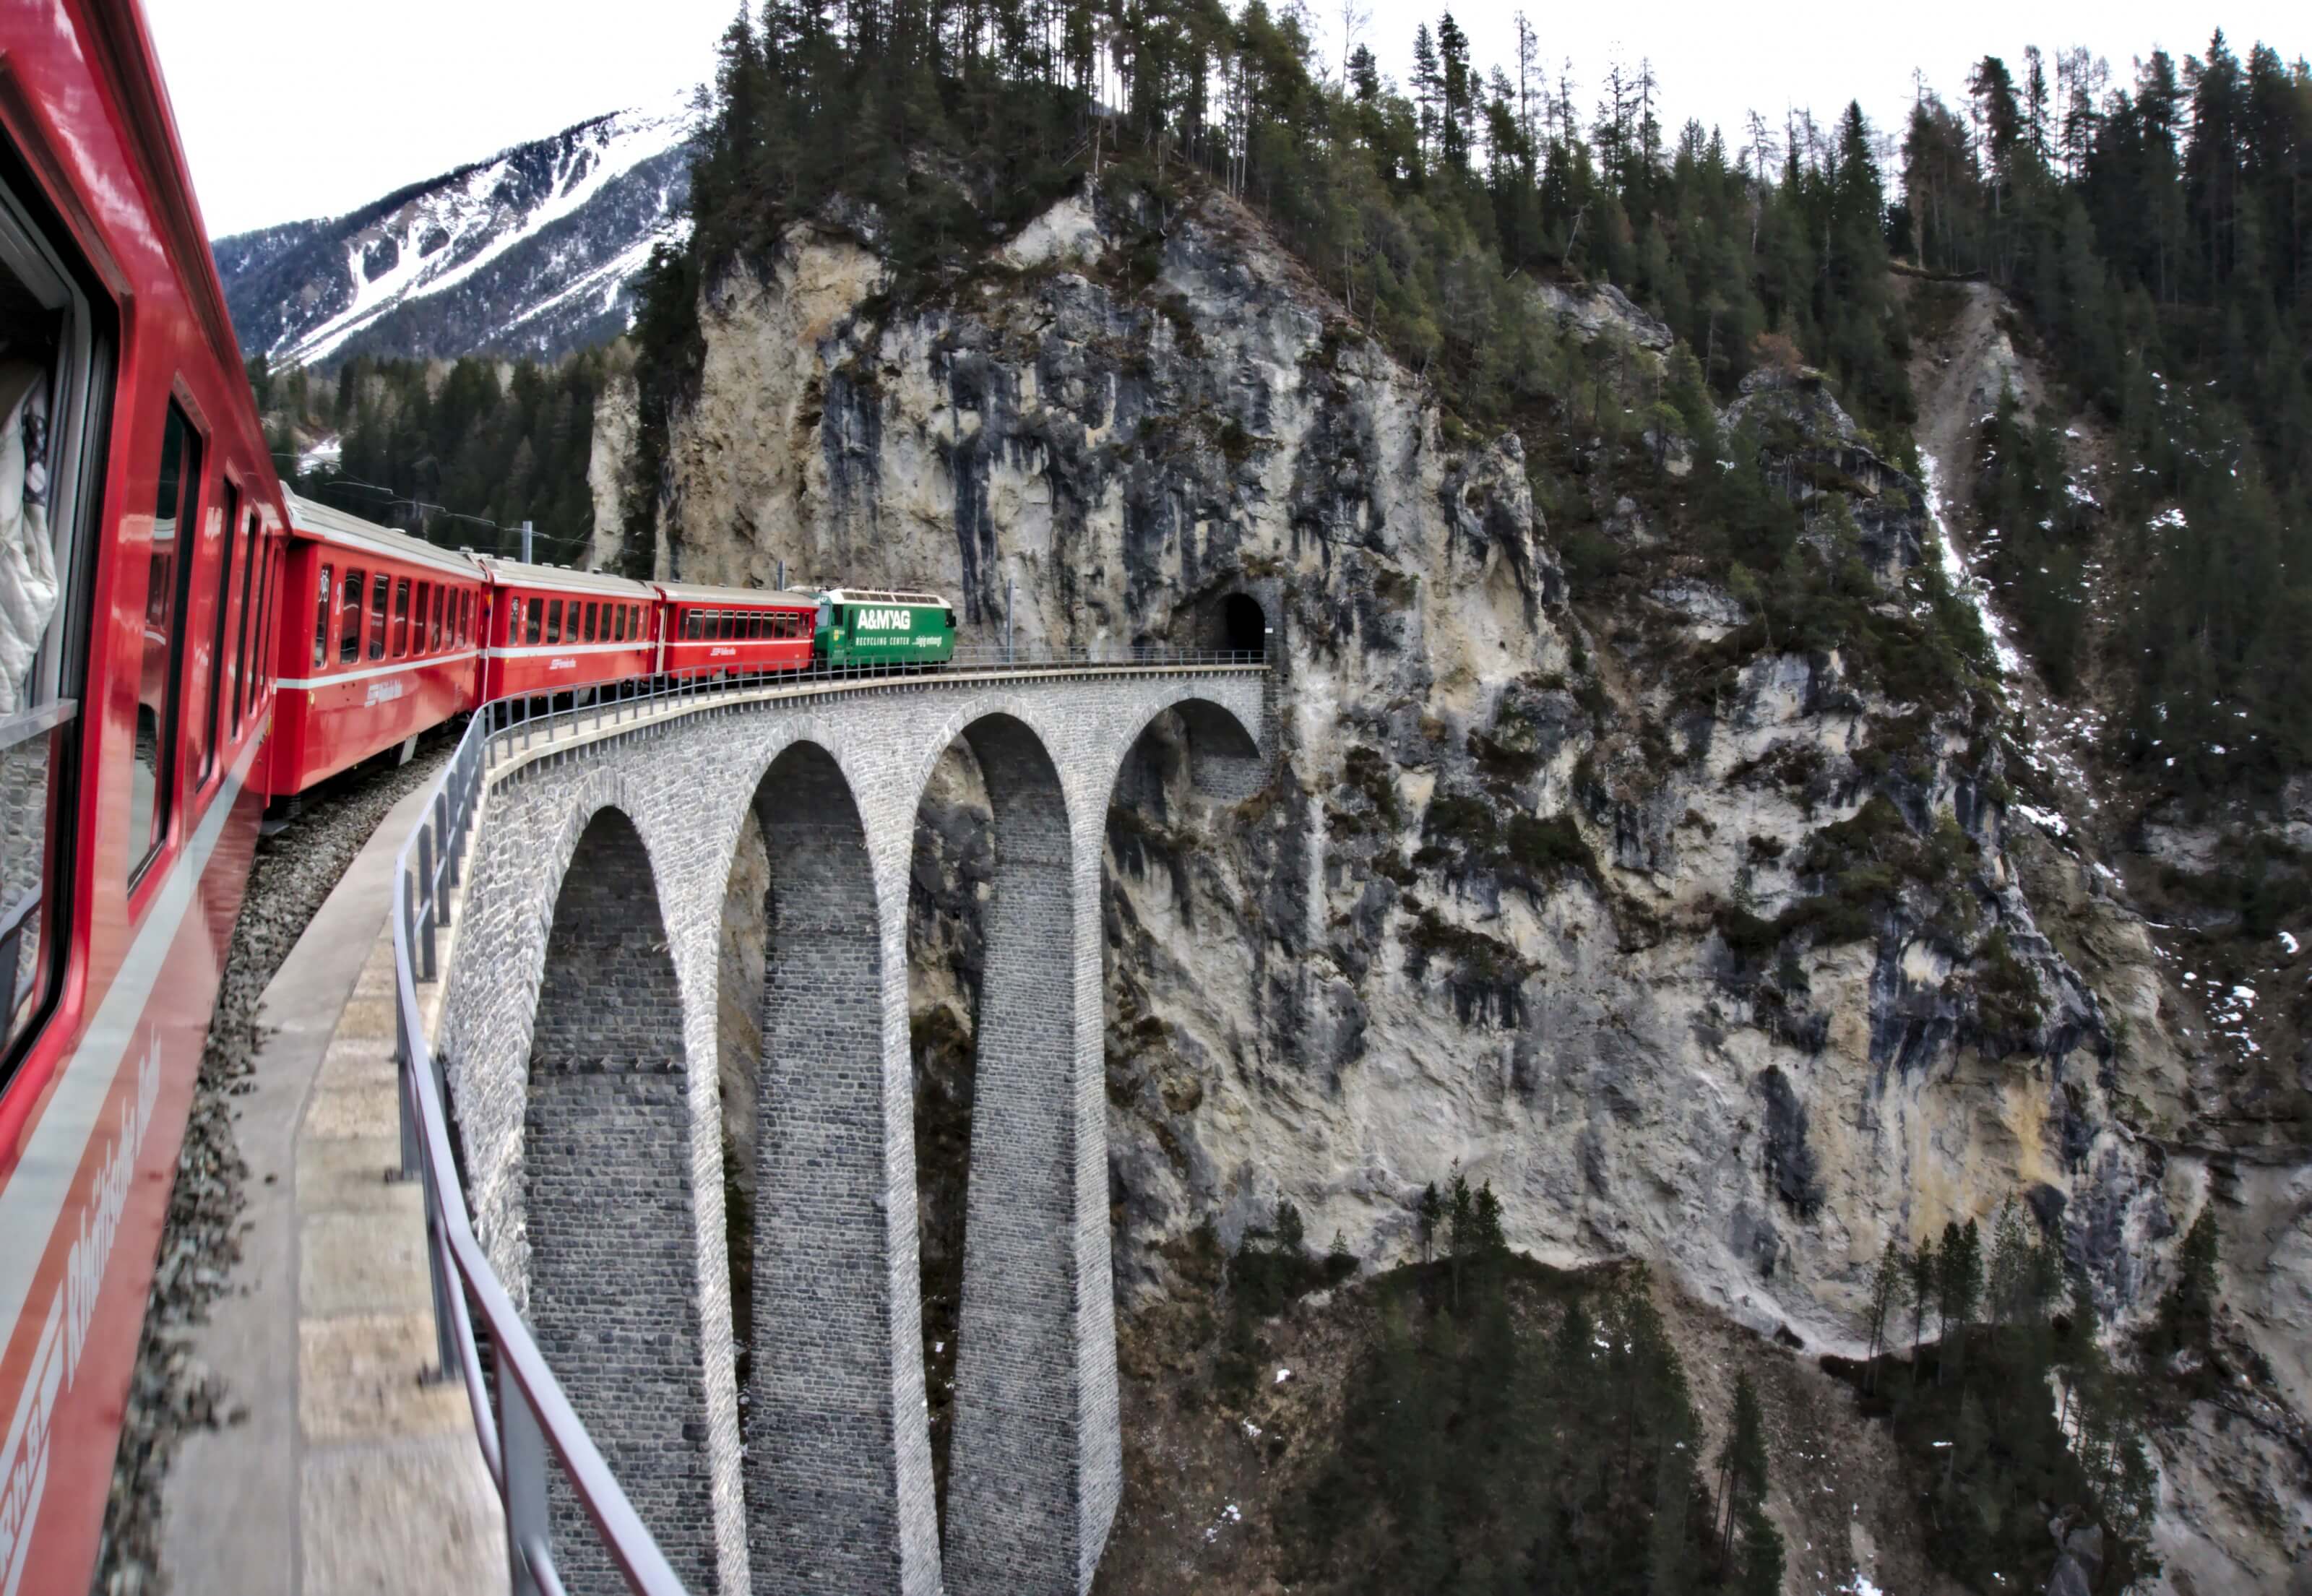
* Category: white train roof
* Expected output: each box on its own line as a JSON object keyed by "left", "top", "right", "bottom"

{"left": 818, "top": 587, "right": 952, "bottom": 608}
{"left": 284, "top": 490, "right": 482, "bottom": 581}
{"left": 475, "top": 556, "right": 656, "bottom": 599}
{"left": 652, "top": 581, "right": 821, "bottom": 606}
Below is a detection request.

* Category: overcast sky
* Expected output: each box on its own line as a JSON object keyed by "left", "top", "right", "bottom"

{"left": 152, "top": 0, "right": 2304, "bottom": 238}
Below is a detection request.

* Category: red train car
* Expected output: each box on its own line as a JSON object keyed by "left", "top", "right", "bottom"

{"left": 477, "top": 556, "right": 657, "bottom": 701}
{"left": 0, "top": 4, "right": 291, "bottom": 1590}
{"left": 265, "top": 491, "right": 482, "bottom": 796}
{"left": 652, "top": 581, "right": 817, "bottom": 678}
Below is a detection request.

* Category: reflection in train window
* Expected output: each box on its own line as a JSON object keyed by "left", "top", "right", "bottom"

{"left": 251, "top": 534, "right": 277, "bottom": 709}
{"left": 129, "top": 401, "right": 200, "bottom": 879}
{"left": 367, "top": 572, "right": 387, "bottom": 660}
{"left": 195, "top": 480, "right": 237, "bottom": 781}
{"left": 313, "top": 562, "right": 332, "bottom": 669}
{"left": 340, "top": 567, "right": 363, "bottom": 663}
{"left": 1, "top": 165, "right": 113, "bottom": 1071}
{"left": 230, "top": 509, "right": 257, "bottom": 731}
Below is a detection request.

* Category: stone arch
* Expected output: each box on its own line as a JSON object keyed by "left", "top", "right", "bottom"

{"left": 525, "top": 805, "right": 719, "bottom": 1594}
{"left": 933, "top": 710, "right": 1119, "bottom": 1596}
{"left": 1111, "top": 692, "right": 1266, "bottom": 816}
{"left": 733, "top": 736, "right": 940, "bottom": 1596}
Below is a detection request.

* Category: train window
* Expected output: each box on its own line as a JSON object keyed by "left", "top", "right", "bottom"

{"left": 314, "top": 563, "right": 332, "bottom": 669}
{"left": 126, "top": 402, "right": 201, "bottom": 880}
{"left": 230, "top": 509, "right": 258, "bottom": 731}
{"left": 505, "top": 595, "right": 521, "bottom": 644}
{"left": 462, "top": 590, "right": 473, "bottom": 644}
{"left": 0, "top": 159, "right": 115, "bottom": 1071}
{"left": 367, "top": 573, "right": 387, "bottom": 660}
{"left": 525, "top": 597, "right": 542, "bottom": 644}
{"left": 197, "top": 480, "right": 238, "bottom": 780}
{"left": 579, "top": 602, "right": 592, "bottom": 643}
{"left": 410, "top": 581, "right": 427, "bottom": 654}
{"left": 389, "top": 578, "right": 409, "bottom": 657}
{"left": 430, "top": 586, "right": 444, "bottom": 651}
{"left": 340, "top": 568, "right": 363, "bottom": 663}
{"left": 544, "top": 598, "right": 561, "bottom": 644}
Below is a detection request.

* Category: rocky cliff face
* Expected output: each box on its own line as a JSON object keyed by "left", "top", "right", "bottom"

{"left": 619, "top": 184, "right": 2305, "bottom": 1582}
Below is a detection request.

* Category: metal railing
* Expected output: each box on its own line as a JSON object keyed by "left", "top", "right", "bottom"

{"left": 388, "top": 646, "right": 1265, "bottom": 1593}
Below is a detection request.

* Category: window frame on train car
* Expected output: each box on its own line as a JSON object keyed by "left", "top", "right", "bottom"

{"left": 0, "top": 145, "right": 120, "bottom": 1080}
{"left": 410, "top": 579, "right": 427, "bottom": 655}
{"left": 367, "top": 572, "right": 387, "bottom": 660}
{"left": 544, "top": 598, "right": 561, "bottom": 644}
{"left": 230, "top": 506, "right": 258, "bottom": 731}
{"left": 126, "top": 399, "right": 204, "bottom": 887}
{"left": 524, "top": 596, "right": 542, "bottom": 645}
{"left": 339, "top": 566, "right": 363, "bottom": 665}
{"left": 251, "top": 538, "right": 273, "bottom": 703}
{"left": 461, "top": 590, "right": 473, "bottom": 645}
{"left": 197, "top": 478, "right": 238, "bottom": 782}
{"left": 430, "top": 585, "right": 444, "bottom": 652}
{"left": 505, "top": 595, "right": 522, "bottom": 645}
{"left": 391, "top": 577, "right": 410, "bottom": 658}
{"left": 313, "top": 561, "right": 332, "bottom": 670}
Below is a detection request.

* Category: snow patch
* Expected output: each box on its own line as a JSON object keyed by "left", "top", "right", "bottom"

{"left": 2010, "top": 803, "right": 2068, "bottom": 838}
{"left": 272, "top": 97, "right": 697, "bottom": 366}
{"left": 1922, "top": 455, "right": 2023, "bottom": 676}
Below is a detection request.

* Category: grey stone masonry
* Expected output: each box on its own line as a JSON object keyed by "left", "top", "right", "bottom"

{"left": 525, "top": 810, "right": 720, "bottom": 1596}
{"left": 941, "top": 715, "right": 1102, "bottom": 1596}
{"left": 434, "top": 667, "right": 1267, "bottom": 1596}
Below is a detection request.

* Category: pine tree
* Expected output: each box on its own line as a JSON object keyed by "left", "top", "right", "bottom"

{"left": 1416, "top": 1181, "right": 1442, "bottom": 1265}
{"left": 1715, "top": 1372, "right": 1767, "bottom": 1558}
{"left": 1736, "top": 1498, "right": 1784, "bottom": 1596}
{"left": 1907, "top": 1230, "right": 1938, "bottom": 1371}
{"left": 1864, "top": 1241, "right": 1905, "bottom": 1392}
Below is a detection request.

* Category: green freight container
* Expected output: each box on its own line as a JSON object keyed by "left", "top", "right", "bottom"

{"left": 814, "top": 587, "right": 958, "bottom": 667}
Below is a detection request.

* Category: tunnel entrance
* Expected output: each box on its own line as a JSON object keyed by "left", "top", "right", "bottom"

{"left": 1222, "top": 592, "right": 1267, "bottom": 655}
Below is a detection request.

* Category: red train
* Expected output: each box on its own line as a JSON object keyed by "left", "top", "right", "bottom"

{"left": 1, "top": 5, "right": 287, "bottom": 1589}
{"left": 0, "top": 9, "right": 889, "bottom": 1590}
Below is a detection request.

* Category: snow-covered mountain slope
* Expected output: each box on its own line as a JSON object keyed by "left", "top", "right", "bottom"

{"left": 212, "top": 101, "right": 699, "bottom": 366}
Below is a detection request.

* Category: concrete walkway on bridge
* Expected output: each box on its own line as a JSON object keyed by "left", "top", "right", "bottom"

{"left": 158, "top": 777, "right": 504, "bottom": 1596}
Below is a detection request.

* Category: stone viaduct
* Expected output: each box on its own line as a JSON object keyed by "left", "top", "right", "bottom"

{"left": 427, "top": 664, "right": 1271, "bottom": 1596}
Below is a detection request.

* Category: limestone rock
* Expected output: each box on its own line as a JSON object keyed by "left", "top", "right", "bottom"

{"left": 614, "top": 188, "right": 2303, "bottom": 1563}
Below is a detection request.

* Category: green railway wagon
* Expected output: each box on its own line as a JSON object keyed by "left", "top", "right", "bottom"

{"left": 815, "top": 587, "right": 958, "bottom": 667}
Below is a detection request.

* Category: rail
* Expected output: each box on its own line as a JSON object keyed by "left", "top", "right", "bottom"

{"left": 388, "top": 645, "right": 1266, "bottom": 1592}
